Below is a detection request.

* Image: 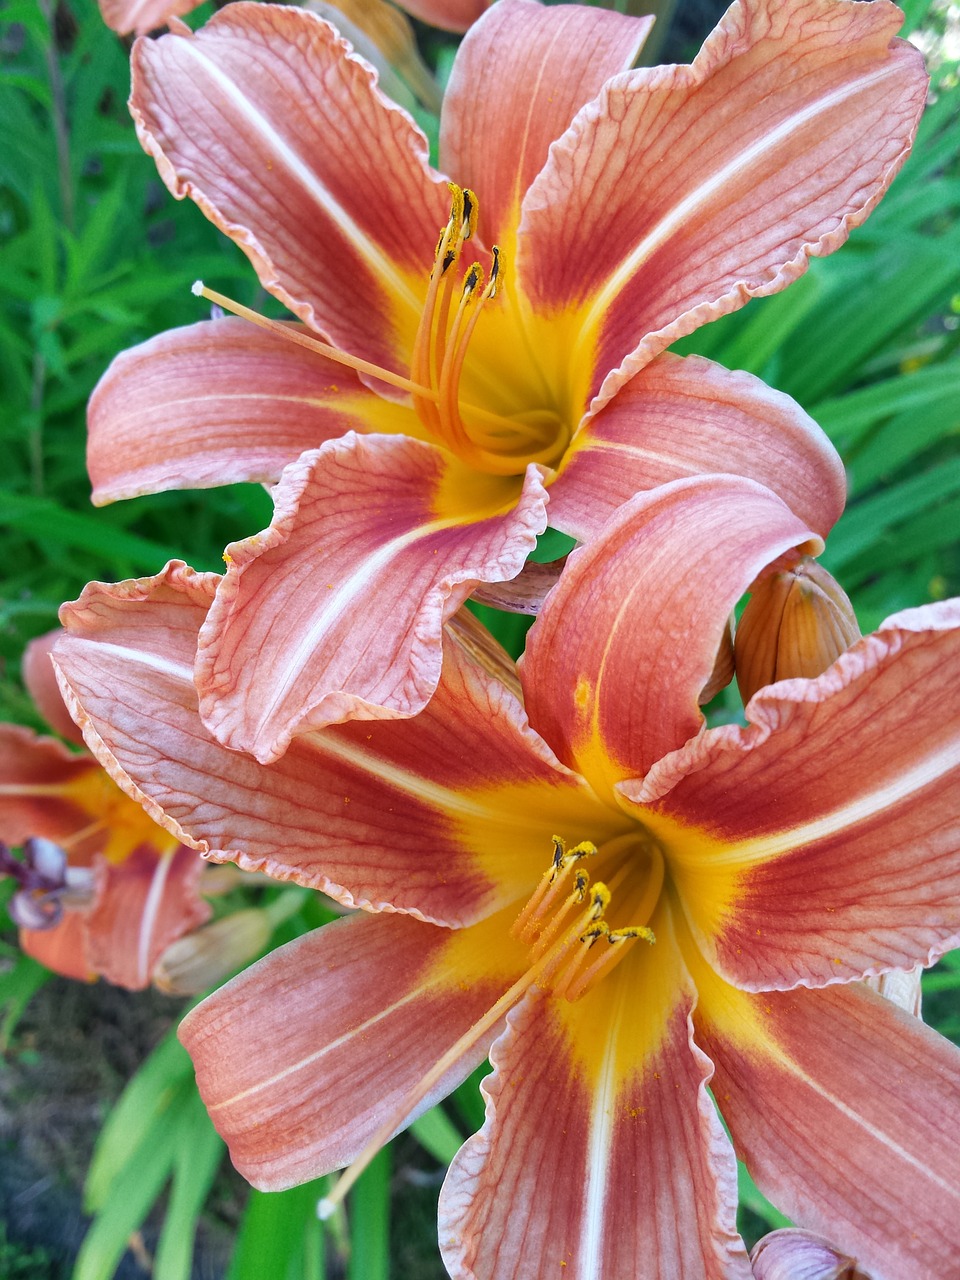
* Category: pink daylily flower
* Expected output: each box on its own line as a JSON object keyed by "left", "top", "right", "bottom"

{"left": 0, "top": 631, "right": 210, "bottom": 989}
{"left": 52, "top": 475, "right": 960, "bottom": 1278}
{"left": 88, "top": 0, "right": 926, "bottom": 763}
{"left": 398, "top": 0, "right": 492, "bottom": 32}
{"left": 97, "top": 0, "right": 200, "bottom": 37}
{"left": 98, "top": 0, "right": 482, "bottom": 41}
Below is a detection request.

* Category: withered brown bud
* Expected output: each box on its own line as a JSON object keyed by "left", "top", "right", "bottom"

{"left": 735, "top": 557, "right": 861, "bottom": 705}
{"left": 154, "top": 909, "right": 273, "bottom": 996}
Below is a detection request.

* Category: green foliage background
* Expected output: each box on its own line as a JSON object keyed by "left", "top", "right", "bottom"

{"left": 0, "top": 0, "right": 958, "bottom": 1274}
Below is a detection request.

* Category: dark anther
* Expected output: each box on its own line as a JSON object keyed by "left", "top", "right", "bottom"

{"left": 1, "top": 837, "right": 70, "bottom": 931}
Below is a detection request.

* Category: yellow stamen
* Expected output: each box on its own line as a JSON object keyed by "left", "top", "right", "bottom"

{"left": 512, "top": 836, "right": 596, "bottom": 942}
{"left": 317, "top": 892, "right": 602, "bottom": 1222}
{"left": 316, "top": 838, "right": 655, "bottom": 1224}
{"left": 192, "top": 282, "right": 434, "bottom": 401}
{"left": 512, "top": 838, "right": 653, "bottom": 1001}
{"left": 194, "top": 183, "right": 568, "bottom": 477}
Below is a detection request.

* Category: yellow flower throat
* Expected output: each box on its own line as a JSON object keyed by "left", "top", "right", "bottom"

{"left": 193, "top": 183, "right": 571, "bottom": 477}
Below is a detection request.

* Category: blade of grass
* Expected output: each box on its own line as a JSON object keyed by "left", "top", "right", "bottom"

{"left": 227, "top": 1180, "right": 328, "bottom": 1280}
{"left": 410, "top": 1104, "right": 465, "bottom": 1165}
{"left": 74, "top": 1076, "right": 196, "bottom": 1280}
{"left": 85, "top": 1026, "right": 194, "bottom": 1211}
{"left": 1, "top": 493, "right": 184, "bottom": 572}
{"left": 348, "top": 1148, "right": 390, "bottom": 1280}
{"left": 153, "top": 1087, "right": 225, "bottom": 1280}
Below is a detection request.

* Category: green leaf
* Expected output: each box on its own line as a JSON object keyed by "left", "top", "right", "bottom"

{"left": 410, "top": 1104, "right": 465, "bottom": 1165}
{"left": 153, "top": 1088, "right": 224, "bottom": 1280}
{"left": 74, "top": 1077, "right": 196, "bottom": 1280}
{"left": 737, "top": 1161, "right": 792, "bottom": 1234}
{"left": 451, "top": 1064, "right": 488, "bottom": 1134}
{"left": 227, "top": 1181, "right": 328, "bottom": 1280}
{"left": 823, "top": 457, "right": 960, "bottom": 578}
{"left": 0, "top": 493, "right": 185, "bottom": 573}
{"left": 85, "top": 1027, "right": 194, "bottom": 1212}
{"left": 0, "top": 952, "right": 50, "bottom": 1049}
{"left": 777, "top": 232, "right": 960, "bottom": 403}
{"left": 348, "top": 1148, "right": 391, "bottom": 1280}
{"left": 812, "top": 363, "right": 960, "bottom": 452}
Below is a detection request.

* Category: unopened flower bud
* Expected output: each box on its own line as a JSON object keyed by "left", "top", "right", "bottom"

{"left": 699, "top": 613, "right": 735, "bottom": 705}
{"left": 751, "top": 1228, "right": 871, "bottom": 1280}
{"left": 735, "top": 558, "right": 861, "bottom": 705}
{"left": 154, "top": 909, "right": 274, "bottom": 995}
{"left": 864, "top": 966, "right": 923, "bottom": 1019}
{"left": 305, "top": 0, "right": 442, "bottom": 112}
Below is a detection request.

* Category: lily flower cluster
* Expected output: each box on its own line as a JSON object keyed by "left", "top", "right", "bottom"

{"left": 0, "top": 631, "right": 284, "bottom": 994}
{"left": 15, "top": 0, "right": 960, "bottom": 1275}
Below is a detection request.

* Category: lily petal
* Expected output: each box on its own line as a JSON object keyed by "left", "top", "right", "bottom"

{"left": 85, "top": 844, "right": 210, "bottom": 991}
{"left": 521, "top": 475, "right": 817, "bottom": 794}
{"left": 21, "top": 910, "right": 95, "bottom": 983}
{"left": 398, "top": 0, "right": 491, "bottom": 35}
{"left": 196, "top": 433, "right": 548, "bottom": 762}
{"left": 0, "top": 724, "right": 100, "bottom": 845}
{"left": 519, "top": 0, "right": 926, "bottom": 409}
{"left": 55, "top": 562, "right": 605, "bottom": 926}
{"left": 98, "top": 0, "right": 201, "bottom": 36}
{"left": 440, "top": 901, "right": 750, "bottom": 1280}
{"left": 469, "top": 557, "right": 567, "bottom": 617}
{"left": 87, "top": 319, "right": 413, "bottom": 504}
{"left": 697, "top": 977, "right": 960, "bottom": 1279}
{"left": 179, "top": 907, "right": 526, "bottom": 1190}
{"left": 548, "top": 353, "right": 846, "bottom": 544}
{"left": 130, "top": 2, "right": 449, "bottom": 370}
{"left": 22, "top": 630, "right": 85, "bottom": 745}
{"left": 632, "top": 600, "right": 960, "bottom": 990}
{"left": 441, "top": 0, "right": 651, "bottom": 239}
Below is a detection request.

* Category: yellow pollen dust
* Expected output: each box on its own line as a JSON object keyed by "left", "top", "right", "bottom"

{"left": 511, "top": 835, "right": 655, "bottom": 1004}
{"left": 192, "top": 185, "right": 566, "bottom": 477}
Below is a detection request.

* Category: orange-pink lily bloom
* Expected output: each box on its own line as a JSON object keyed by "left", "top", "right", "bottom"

{"left": 52, "top": 475, "right": 960, "bottom": 1278}
{"left": 99, "top": 0, "right": 485, "bottom": 41}
{"left": 88, "top": 0, "right": 925, "bottom": 764}
{"left": 0, "top": 631, "right": 210, "bottom": 988}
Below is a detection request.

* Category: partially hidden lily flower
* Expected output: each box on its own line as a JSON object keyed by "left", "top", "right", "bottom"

{"left": 397, "top": 0, "right": 492, "bottom": 33}
{"left": 97, "top": 0, "right": 201, "bottom": 38}
{"left": 88, "top": 0, "right": 926, "bottom": 763}
{"left": 51, "top": 475, "right": 960, "bottom": 1278}
{"left": 98, "top": 0, "right": 478, "bottom": 43}
{"left": 0, "top": 630, "right": 210, "bottom": 989}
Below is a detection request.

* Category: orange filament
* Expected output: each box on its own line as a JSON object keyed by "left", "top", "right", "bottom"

{"left": 317, "top": 837, "right": 654, "bottom": 1223}
{"left": 194, "top": 185, "right": 567, "bottom": 476}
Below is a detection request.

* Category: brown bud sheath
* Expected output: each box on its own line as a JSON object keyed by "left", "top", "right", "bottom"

{"left": 699, "top": 613, "right": 735, "bottom": 705}
{"left": 154, "top": 909, "right": 273, "bottom": 996}
{"left": 735, "top": 557, "right": 861, "bottom": 705}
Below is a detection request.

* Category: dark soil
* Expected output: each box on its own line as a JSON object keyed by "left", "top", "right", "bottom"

{"left": 0, "top": 974, "right": 240, "bottom": 1279}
